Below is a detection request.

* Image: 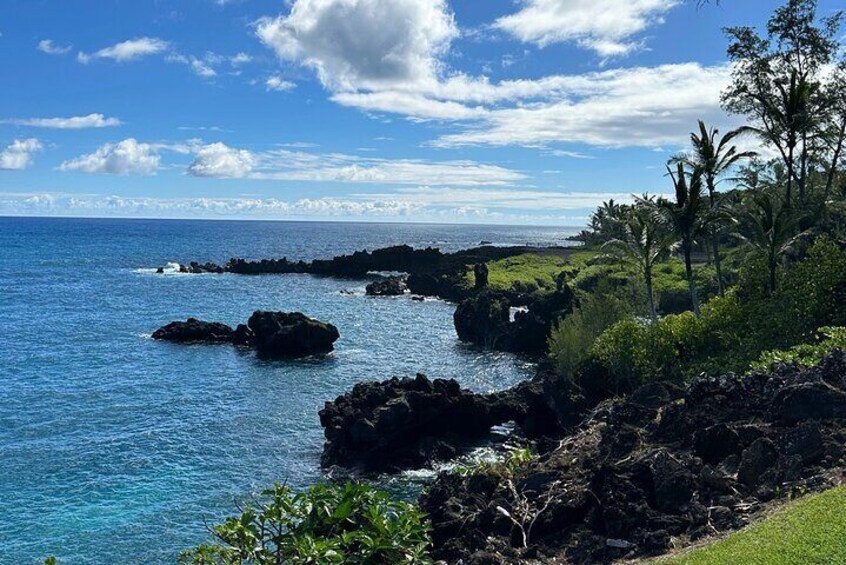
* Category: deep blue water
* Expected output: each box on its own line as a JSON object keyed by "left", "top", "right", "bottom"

{"left": 0, "top": 217, "right": 576, "bottom": 565}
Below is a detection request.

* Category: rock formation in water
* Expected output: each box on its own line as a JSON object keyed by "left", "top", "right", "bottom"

{"left": 319, "top": 374, "right": 561, "bottom": 472}
{"left": 151, "top": 318, "right": 234, "bottom": 343}
{"left": 152, "top": 311, "right": 339, "bottom": 358}
{"left": 365, "top": 275, "right": 408, "bottom": 296}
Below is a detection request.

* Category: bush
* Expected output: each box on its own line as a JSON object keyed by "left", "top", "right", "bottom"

{"left": 751, "top": 327, "right": 846, "bottom": 371}
{"left": 180, "top": 482, "right": 432, "bottom": 565}
{"left": 580, "top": 293, "right": 753, "bottom": 398}
{"left": 548, "top": 288, "right": 634, "bottom": 379}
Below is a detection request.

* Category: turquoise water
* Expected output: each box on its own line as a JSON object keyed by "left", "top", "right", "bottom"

{"left": 0, "top": 217, "right": 574, "bottom": 564}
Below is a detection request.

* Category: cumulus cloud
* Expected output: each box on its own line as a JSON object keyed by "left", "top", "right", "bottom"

{"left": 256, "top": 0, "right": 457, "bottom": 91}
{"left": 494, "top": 0, "right": 679, "bottom": 57}
{"left": 254, "top": 0, "right": 731, "bottom": 150}
{"left": 37, "top": 39, "right": 72, "bottom": 55}
{"left": 188, "top": 143, "right": 256, "bottom": 178}
{"left": 4, "top": 113, "right": 121, "bottom": 129}
{"left": 59, "top": 139, "right": 160, "bottom": 175}
{"left": 78, "top": 37, "right": 169, "bottom": 63}
{"left": 434, "top": 63, "right": 735, "bottom": 148}
{"left": 266, "top": 76, "right": 296, "bottom": 91}
{"left": 0, "top": 139, "right": 43, "bottom": 170}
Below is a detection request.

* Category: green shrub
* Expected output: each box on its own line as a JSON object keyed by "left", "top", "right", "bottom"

{"left": 548, "top": 290, "right": 633, "bottom": 379}
{"left": 179, "top": 482, "right": 432, "bottom": 565}
{"left": 580, "top": 292, "right": 754, "bottom": 397}
{"left": 751, "top": 327, "right": 846, "bottom": 371}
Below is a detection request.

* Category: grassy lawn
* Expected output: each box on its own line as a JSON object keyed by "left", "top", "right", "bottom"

{"left": 653, "top": 486, "right": 846, "bottom": 565}
{"left": 465, "top": 251, "right": 590, "bottom": 292}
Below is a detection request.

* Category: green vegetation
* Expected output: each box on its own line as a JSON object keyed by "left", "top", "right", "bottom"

{"left": 464, "top": 252, "right": 574, "bottom": 293}
{"left": 752, "top": 326, "right": 846, "bottom": 371}
{"left": 180, "top": 482, "right": 431, "bottom": 565}
{"left": 654, "top": 486, "right": 846, "bottom": 565}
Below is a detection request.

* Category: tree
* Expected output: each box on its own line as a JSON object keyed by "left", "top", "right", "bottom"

{"left": 733, "top": 190, "right": 804, "bottom": 294}
{"left": 653, "top": 163, "right": 715, "bottom": 315}
{"left": 678, "top": 121, "right": 756, "bottom": 294}
{"left": 602, "top": 198, "right": 671, "bottom": 319}
{"left": 722, "top": 0, "right": 843, "bottom": 207}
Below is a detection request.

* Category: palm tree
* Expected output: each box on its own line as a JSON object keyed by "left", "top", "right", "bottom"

{"left": 602, "top": 197, "right": 671, "bottom": 319}
{"left": 654, "top": 163, "right": 715, "bottom": 315}
{"left": 732, "top": 190, "right": 803, "bottom": 294}
{"left": 680, "top": 120, "right": 756, "bottom": 294}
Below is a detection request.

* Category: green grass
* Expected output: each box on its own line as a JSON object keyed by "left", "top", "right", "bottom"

{"left": 465, "top": 252, "right": 578, "bottom": 292}
{"left": 654, "top": 486, "right": 846, "bottom": 565}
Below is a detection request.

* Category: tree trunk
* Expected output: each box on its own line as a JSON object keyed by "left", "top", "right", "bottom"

{"left": 712, "top": 235, "right": 725, "bottom": 296}
{"left": 786, "top": 144, "right": 795, "bottom": 208}
{"left": 768, "top": 255, "right": 778, "bottom": 295}
{"left": 707, "top": 177, "right": 725, "bottom": 296}
{"left": 799, "top": 132, "right": 808, "bottom": 206}
{"left": 646, "top": 269, "right": 657, "bottom": 320}
{"left": 684, "top": 244, "right": 700, "bottom": 316}
{"left": 824, "top": 116, "right": 846, "bottom": 201}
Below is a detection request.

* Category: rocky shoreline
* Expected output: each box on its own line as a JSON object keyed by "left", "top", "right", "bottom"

{"left": 318, "top": 351, "right": 846, "bottom": 564}
{"left": 152, "top": 243, "right": 846, "bottom": 563}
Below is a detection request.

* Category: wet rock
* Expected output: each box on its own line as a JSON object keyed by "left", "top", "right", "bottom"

{"left": 231, "top": 324, "right": 255, "bottom": 347}
{"left": 248, "top": 311, "right": 339, "bottom": 358}
{"left": 365, "top": 275, "right": 408, "bottom": 296}
{"left": 453, "top": 291, "right": 511, "bottom": 348}
{"left": 152, "top": 318, "right": 234, "bottom": 343}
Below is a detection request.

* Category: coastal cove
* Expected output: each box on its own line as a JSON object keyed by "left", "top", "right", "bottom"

{"left": 0, "top": 217, "right": 574, "bottom": 565}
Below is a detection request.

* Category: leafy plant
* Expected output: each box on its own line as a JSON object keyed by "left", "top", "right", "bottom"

{"left": 751, "top": 327, "right": 846, "bottom": 371}
{"left": 180, "top": 482, "right": 432, "bottom": 565}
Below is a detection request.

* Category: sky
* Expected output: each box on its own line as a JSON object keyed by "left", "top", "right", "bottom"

{"left": 0, "top": 0, "right": 843, "bottom": 225}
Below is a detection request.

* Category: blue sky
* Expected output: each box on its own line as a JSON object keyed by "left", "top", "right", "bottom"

{"left": 0, "top": 0, "right": 842, "bottom": 225}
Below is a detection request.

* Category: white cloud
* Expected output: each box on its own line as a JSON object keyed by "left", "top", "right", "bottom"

{"left": 250, "top": 149, "right": 526, "bottom": 186}
{"left": 182, "top": 142, "right": 524, "bottom": 186}
{"left": 231, "top": 52, "right": 252, "bottom": 65}
{"left": 0, "top": 139, "right": 43, "bottom": 170}
{"left": 253, "top": 1, "right": 731, "bottom": 149}
{"left": 0, "top": 189, "right": 634, "bottom": 224}
{"left": 256, "top": 0, "right": 457, "bottom": 91}
{"left": 188, "top": 143, "right": 256, "bottom": 178}
{"left": 191, "top": 59, "right": 217, "bottom": 78}
{"left": 78, "top": 37, "right": 169, "bottom": 63}
{"left": 59, "top": 139, "right": 160, "bottom": 175}
{"left": 37, "top": 39, "right": 72, "bottom": 55}
{"left": 433, "top": 63, "right": 733, "bottom": 148}
{"left": 494, "top": 0, "right": 679, "bottom": 57}
{"left": 4, "top": 113, "right": 121, "bottom": 129}
{"left": 266, "top": 76, "right": 296, "bottom": 91}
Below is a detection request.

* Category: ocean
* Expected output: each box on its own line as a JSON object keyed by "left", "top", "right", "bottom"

{"left": 0, "top": 217, "right": 576, "bottom": 564}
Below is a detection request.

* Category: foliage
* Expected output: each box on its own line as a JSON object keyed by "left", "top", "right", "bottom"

{"left": 548, "top": 289, "right": 634, "bottom": 380}
{"left": 464, "top": 252, "right": 574, "bottom": 294}
{"left": 654, "top": 163, "right": 722, "bottom": 315}
{"left": 452, "top": 448, "right": 534, "bottom": 479}
{"left": 654, "top": 486, "right": 846, "bottom": 565}
{"left": 723, "top": 0, "right": 845, "bottom": 206}
{"left": 601, "top": 198, "right": 672, "bottom": 318}
{"left": 179, "top": 482, "right": 432, "bottom": 565}
{"left": 732, "top": 189, "right": 804, "bottom": 292}
{"left": 580, "top": 292, "right": 752, "bottom": 397}
{"left": 751, "top": 326, "right": 846, "bottom": 371}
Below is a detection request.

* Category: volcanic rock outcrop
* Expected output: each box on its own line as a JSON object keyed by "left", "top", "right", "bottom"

{"left": 152, "top": 311, "right": 339, "bottom": 359}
